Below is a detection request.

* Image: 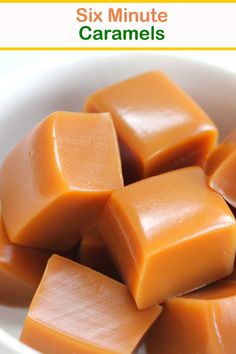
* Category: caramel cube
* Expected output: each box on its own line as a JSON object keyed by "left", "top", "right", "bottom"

{"left": 98, "top": 167, "right": 236, "bottom": 309}
{"left": 206, "top": 128, "right": 236, "bottom": 208}
{"left": 146, "top": 281, "right": 236, "bottom": 354}
{"left": 21, "top": 255, "right": 161, "bottom": 354}
{"left": 85, "top": 71, "right": 218, "bottom": 183}
{"left": 0, "top": 112, "right": 123, "bottom": 252}
{"left": 0, "top": 213, "right": 50, "bottom": 306}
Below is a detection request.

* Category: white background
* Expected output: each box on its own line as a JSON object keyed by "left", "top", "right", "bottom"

{"left": 0, "top": 3, "right": 236, "bottom": 48}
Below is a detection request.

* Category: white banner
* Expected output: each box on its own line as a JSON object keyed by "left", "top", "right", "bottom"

{"left": 0, "top": 3, "right": 235, "bottom": 48}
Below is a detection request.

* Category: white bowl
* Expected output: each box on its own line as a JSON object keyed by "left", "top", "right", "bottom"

{"left": 0, "top": 53, "right": 236, "bottom": 353}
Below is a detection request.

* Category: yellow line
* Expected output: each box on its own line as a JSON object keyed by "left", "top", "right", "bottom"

{"left": 1, "top": 47, "right": 236, "bottom": 50}
{"left": 1, "top": 1, "right": 236, "bottom": 2}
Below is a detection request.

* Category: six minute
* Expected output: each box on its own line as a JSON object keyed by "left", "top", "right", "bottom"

{"left": 76, "top": 7, "right": 168, "bottom": 23}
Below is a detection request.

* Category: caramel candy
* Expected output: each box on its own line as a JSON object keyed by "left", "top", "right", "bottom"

{"left": 0, "top": 213, "right": 50, "bottom": 306}
{"left": 85, "top": 71, "right": 218, "bottom": 183}
{"left": 0, "top": 112, "right": 123, "bottom": 252}
{"left": 79, "top": 229, "right": 120, "bottom": 280}
{"left": 226, "top": 259, "right": 236, "bottom": 281}
{"left": 206, "top": 128, "right": 236, "bottom": 208}
{"left": 21, "top": 255, "right": 161, "bottom": 354}
{"left": 98, "top": 166, "right": 236, "bottom": 309}
{"left": 146, "top": 281, "right": 236, "bottom": 354}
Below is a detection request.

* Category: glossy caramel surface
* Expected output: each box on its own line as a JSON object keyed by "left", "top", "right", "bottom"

{"left": 0, "top": 112, "right": 123, "bottom": 252}
{"left": 21, "top": 255, "right": 161, "bottom": 354}
{"left": 85, "top": 71, "right": 218, "bottom": 183}
{"left": 98, "top": 166, "right": 236, "bottom": 309}
{"left": 146, "top": 280, "right": 236, "bottom": 354}
{"left": 0, "top": 213, "right": 50, "bottom": 306}
{"left": 206, "top": 128, "right": 236, "bottom": 208}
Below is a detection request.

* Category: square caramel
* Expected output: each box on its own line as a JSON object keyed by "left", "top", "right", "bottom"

{"left": 206, "top": 128, "right": 236, "bottom": 208}
{"left": 85, "top": 71, "right": 218, "bottom": 183}
{"left": 146, "top": 280, "right": 236, "bottom": 354}
{"left": 0, "top": 212, "right": 50, "bottom": 306}
{"left": 0, "top": 112, "right": 123, "bottom": 252}
{"left": 21, "top": 255, "right": 161, "bottom": 354}
{"left": 98, "top": 166, "right": 236, "bottom": 309}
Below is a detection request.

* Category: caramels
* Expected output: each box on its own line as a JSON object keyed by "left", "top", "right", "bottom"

{"left": 0, "top": 212, "right": 50, "bottom": 306}
{"left": 146, "top": 280, "right": 236, "bottom": 354}
{"left": 98, "top": 166, "right": 236, "bottom": 309}
{"left": 21, "top": 255, "right": 161, "bottom": 354}
{"left": 85, "top": 71, "right": 218, "bottom": 183}
{"left": 0, "top": 112, "right": 123, "bottom": 252}
{"left": 226, "top": 259, "right": 236, "bottom": 281}
{"left": 78, "top": 229, "right": 120, "bottom": 280}
{"left": 206, "top": 128, "right": 236, "bottom": 208}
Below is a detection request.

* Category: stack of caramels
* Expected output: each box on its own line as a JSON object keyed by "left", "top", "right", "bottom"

{"left": 0, "top": 71, "right": 236, "bottom": 354}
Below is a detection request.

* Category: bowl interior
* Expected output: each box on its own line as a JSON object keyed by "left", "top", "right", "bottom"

{"left": 1, "top": 53, "right": 236, "bottom": 164}
{"left": 0, "top": 53, "right": 236, "bottom": 352}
